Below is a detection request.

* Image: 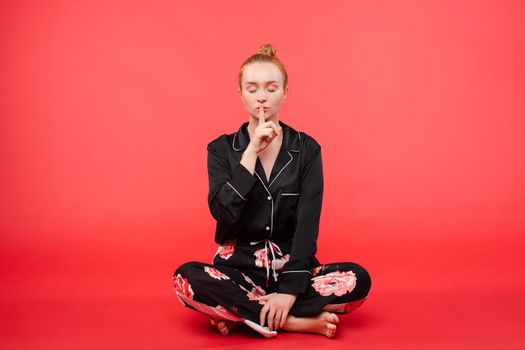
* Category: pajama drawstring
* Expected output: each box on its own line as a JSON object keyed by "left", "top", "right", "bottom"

{"left": 250, "top": 239, "right": 283, "bottom": 287}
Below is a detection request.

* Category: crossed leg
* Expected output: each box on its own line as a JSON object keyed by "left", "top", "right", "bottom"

{"left": 173, "top": 261, "right": 371, "bottom": 338}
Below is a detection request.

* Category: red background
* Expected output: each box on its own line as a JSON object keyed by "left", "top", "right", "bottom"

{"left": 1, "top": 0, "right": 524, "bottom": 349}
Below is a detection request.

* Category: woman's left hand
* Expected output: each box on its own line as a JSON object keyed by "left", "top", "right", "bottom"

{"left": 259, "top": 292, "right": 298, "bottom": 331}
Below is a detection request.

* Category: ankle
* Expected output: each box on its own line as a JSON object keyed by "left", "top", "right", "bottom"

{"left": 281, "top": 314, "right": 300, "bottom": 330}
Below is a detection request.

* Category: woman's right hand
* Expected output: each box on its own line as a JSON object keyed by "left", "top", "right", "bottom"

{"left": 248, "top": 106, "right": 282, "bottom": 154}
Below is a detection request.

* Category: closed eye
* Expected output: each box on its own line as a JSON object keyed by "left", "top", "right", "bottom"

{"left": 248, "top": 89, "right": 277, "bottom": 93}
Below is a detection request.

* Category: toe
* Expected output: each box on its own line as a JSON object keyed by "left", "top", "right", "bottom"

{"left": 326, "top": 323, "right": 337, "bottom": 338}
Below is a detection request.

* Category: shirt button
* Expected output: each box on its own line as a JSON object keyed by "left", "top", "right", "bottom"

{"left": 265, "top": 226, "right": 270, "bottom": 230}
{"left": 267, "top": 196, "right": 271, "bottom": 200}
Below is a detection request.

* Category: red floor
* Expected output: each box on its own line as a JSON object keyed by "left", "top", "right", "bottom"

{"left": 2, "top": 282, "right": 524, "bottom": 349}
{"left": 2, "top": 232, "right": 524, "bottom": 350}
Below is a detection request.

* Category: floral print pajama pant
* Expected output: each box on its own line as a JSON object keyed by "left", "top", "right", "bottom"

{"left": 172, "top": 240, "right": 372, "bottom": 337}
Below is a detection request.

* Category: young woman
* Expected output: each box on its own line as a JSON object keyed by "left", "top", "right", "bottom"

{"left": 173, "top": 43, "right": 371, "bottom": 338}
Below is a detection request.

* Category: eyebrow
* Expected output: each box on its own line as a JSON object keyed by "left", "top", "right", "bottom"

{"left": 244, "top": 81, "right": 280, "bottom": 86}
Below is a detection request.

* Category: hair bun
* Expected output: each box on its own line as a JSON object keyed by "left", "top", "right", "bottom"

{"left": 239, "top": 43, "right": 288, "bottom": 91}
{"left": 256, "top": 43, "right": 276, "bottom": 57}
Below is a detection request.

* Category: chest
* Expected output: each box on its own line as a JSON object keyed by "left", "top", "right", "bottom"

{"left": 259, "top": 147, "right": 280, "bottom": 182}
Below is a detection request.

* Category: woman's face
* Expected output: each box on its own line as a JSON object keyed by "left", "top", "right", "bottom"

{"left": 239, "top": 62, "right": 287, "bottom": 121}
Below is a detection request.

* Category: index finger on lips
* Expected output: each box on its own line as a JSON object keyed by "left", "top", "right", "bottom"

{"left": 258, "top": 106, "right": 265, "bottom": 125}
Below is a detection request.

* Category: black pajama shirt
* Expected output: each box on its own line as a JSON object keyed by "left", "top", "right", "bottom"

{"left": 173, "top": 120, "right": 371, "bottom": 337}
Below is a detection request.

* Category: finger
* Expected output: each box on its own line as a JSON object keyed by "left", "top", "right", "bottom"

{"left": 258, "top": 106, "right": 265, "bottom": 125}
{"left": 267, "top": 307, "right": 276, "bottom": 331}
{"left": 274, "top": 309, "right": 283, "bottom": 330}
{"left": 261, "top": 121, "right": 281, "bottom": 137}
{"left": 259, "top": 131, "right": 274, "bottom": 147}
{"left": 280, "top": 309, "right": 289, "bottom": 328}
{"left": 260, "top": 305, "right": 269, "bottom": 326}
{"left": 262, "top": 129, "right": 276, "bottom": 140}
{"left": 267, "top": 121, "right": 282, "bottom": 137}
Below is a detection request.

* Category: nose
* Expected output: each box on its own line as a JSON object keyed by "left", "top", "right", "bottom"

{"left": 256, "top": 92, "right": 267, "bottom": 103}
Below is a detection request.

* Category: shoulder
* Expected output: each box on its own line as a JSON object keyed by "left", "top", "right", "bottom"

{"left": 284, "top": 123, "right": 321, "bottom": 170}
{"left": 207, "top": 132, "right": 233, "bottom": 152}
{"left": 299, "top": 131, "right": 321, "bottom": 152}
{"left": 296, "top": 129, "right": 322, "bottom": 163}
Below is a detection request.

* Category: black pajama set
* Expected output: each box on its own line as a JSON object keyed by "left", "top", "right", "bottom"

{"left": 173, "top": 120, "right": 372, "bottom": 337}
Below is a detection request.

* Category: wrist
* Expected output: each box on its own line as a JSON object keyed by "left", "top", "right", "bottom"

{"left": 244, "top": 144, "right": 258, "bottom": 156}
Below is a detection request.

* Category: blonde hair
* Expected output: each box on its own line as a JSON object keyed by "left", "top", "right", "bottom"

{"left": 238, "top": 43, "right": 288, "bottom": 91}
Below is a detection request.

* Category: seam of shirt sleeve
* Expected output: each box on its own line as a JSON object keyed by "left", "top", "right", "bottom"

{"left": 281, "top": 270, "right": 312, "bottom": 274}
{"left": 226, "top": 181, "right": 247, "bottom": 201}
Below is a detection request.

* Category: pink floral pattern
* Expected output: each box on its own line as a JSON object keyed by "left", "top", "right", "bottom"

{"left": 311, "top": 270, "right": 357, "bottom": 297}
{"left": 242, "top": 272, "right": 256, "bottom": 286}
{"left": 204, "top": 266, "right": 230, "bottom": 280}
{"left": 246, "top": 286, "right": 267, "bottom": 303}
{"left": 215, "top": 305, "right": 228, "bottom": 312}
{"left": 254, "top": 247, "right": 270, "bottom": 268}
{"left": 173, "top": 273, "right": 194, "bottom": 299}
{"left": 312, "top": 265, "right": 324, "bottom": 276}
{"left": 240, "top": 273, "right": 267, "bottom": 305}
{"left": 211, "top": 305, "right": 243, "bottom": 321}
{"left": 216, "top": 240, "right": 235, "bottom": 260}
{"left": 175, "top": 295, "right": 243, "bottom": 322}
{"left": 254, "top": 250, "right": 290, "bottom": 270}
{"left": 271, "top": 254, "right": 290, "bottom": 270}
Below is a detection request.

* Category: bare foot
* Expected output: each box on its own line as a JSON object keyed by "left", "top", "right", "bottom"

{"left": 210, "top": 317, "right": 240, "bottom": 335}
{"left": 281, "top": 311, "right": 339, "bottom": 338}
